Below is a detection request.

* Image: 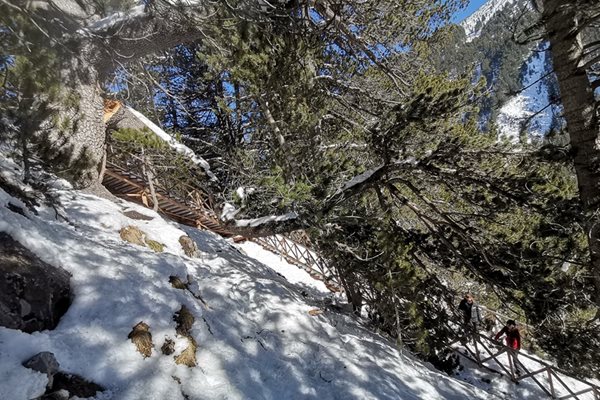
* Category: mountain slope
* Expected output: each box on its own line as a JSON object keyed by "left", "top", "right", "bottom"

{"left": 447, "top": 0, "right": 562, "bottom": 140}
{"left": 461, "top": 0, "right": 519, "bottom": 42}
{"left": 496, "top": 42, "right": 562, "bottom": 140}
{"left": 0, "top": 154, "right": 493, "bottom": 400}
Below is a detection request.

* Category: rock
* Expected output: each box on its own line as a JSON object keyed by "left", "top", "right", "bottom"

{"left": 40, "top": 389, "right": 70, "bottom": 400}
{"left": 179, "top": 235, "right": 199, "bottom": 258}
{"left": 174, "top": 337, "right": 197, "bottom": 368}
{"left": 7, "top": 202, "right": 27, "bottom": 217}
{"left": 23, "top": 352, "right": 104, "bottom": 398}
{"left": 173, "top": 305, "right": 198, "bottom": 367}
{"left": 23, "top": 352, "right": 60, "bottom": 375}
{"left": 50, "top": 372, "right": 104, "bottom": 398}
{"left": 23, "top": 352, "right": 60, "bottom": 388}
{"left": 173, "top": 305, "right": 194, "bottom": 336}
{"left": 119, "top": 226, "right": 163, "bottom": 252}
{"left": 119, "top": 226, "right": 145, "bottom": 246}
{"left": 169, "top": 275, "right": 188, "bottom": 290}
{"left": 0, "top": 233, "right": 71, "bottom": 333}
{"left": 127, "top": 321, "right": 154, "bottom": 358}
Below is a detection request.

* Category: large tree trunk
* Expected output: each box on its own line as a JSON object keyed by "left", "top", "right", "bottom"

{"left": 543, "top": 0, "right": 600, "bottom": 304}
{"left": 43, "top": 51, "right": 105, "bottom": 187}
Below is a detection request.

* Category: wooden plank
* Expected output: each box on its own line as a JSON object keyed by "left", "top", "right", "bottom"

{"left": 507, "top": 350, "right": 516, "bottom": 381}
{"left": 462, "top": 342, "right": 480, "bottom": 362}
{"left": 454, "top": 349, "right": 502, "bottom": 375}
{"left": 473, "top": 337, "right": 482, "bottom": 365}
{"left": 516, "top": 361, "right": 554, "bottom": 397}
{"left": 479, "top": 348, "right": 506, "bottom": 364}
{"left": 476, "top": 339, "right": 514, "bottom": 379}
{"left": 479, "top": 335, "right": 553, "bottom": 397}
{"left": 515, "top": 366, "right": 547, "bottom": 380}
{"left": 480, "top": 335, "right": 596, "bottom": 391}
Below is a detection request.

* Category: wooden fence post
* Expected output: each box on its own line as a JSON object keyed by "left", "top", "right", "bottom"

{"left": 473, "top": 336, "right": 481, "bottom": 366}
{"left": 547, "top": 367, "right": 556, "bottom": 399}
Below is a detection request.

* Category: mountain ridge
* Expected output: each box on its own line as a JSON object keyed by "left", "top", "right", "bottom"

{"left": 461, "top": 0, "right": 519, "bottom": 42}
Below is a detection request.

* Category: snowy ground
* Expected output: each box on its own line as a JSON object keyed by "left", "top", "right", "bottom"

{"left": 0, "top": 156, "right": 495, "bottom": 399}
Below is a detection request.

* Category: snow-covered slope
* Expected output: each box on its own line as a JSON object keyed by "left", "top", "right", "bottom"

{"left": 460, "top": 0, "right": 561, "bottom": 140}
{"left": 460, "top": 0, "right": 518, "bottom": 42}
{"left": 496, "top": 43, "right": 562, "bottom": 141}
{"left": 0, "top": 156, "right": 493, "bottom": 400}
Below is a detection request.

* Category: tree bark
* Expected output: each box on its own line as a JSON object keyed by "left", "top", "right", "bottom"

{"left": 543, "top": 0, "right": 600, "bottom": 304}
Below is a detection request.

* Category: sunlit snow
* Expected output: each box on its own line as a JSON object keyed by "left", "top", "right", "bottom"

{"left": 0, "top": 154, "right": 494, "bottom": 400}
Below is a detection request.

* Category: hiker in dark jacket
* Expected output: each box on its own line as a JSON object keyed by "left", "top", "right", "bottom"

{"left": 458, "top": 293, "right": 483, "bottom": 337}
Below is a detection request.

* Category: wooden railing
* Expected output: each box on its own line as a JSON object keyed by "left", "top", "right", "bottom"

{"left": 251, "top": 235, "right": 342, "bottom": 292}
{"left": 452, "top": 331, "right": 600, "bottom": 399}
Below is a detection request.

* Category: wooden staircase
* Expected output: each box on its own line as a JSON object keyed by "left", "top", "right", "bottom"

{"left": 103, "top": 161, "right": 232, "bottom": 236}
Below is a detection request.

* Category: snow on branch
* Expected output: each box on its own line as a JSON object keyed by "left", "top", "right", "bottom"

{"left": 233, "top": 212, "right": 299, "bottom": 228}
{"left": 325, "top": 164, "right": 386, "bottom": 208}
{"left": 80, "top": 4, "right": 147, "bottom": 34}
{"left": 339, "top": 165, "right": 385, "bottom": 193}
{"left": 126, "top": 106, "right": 218, "bottom": 182}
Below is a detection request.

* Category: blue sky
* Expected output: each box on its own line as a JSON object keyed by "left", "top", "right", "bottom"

{"left": 452, "top": 0, "right": 488, "bottom": 22}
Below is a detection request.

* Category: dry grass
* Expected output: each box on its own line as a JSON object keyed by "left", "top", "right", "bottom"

{"left": 174, "top": 337, "right": 198, "bottom": 367}
{"left": 119, "top": 226, "right": 145, "bottom": 246}
{"left": 127, "top": 321, "right": 153, "bottom": 358}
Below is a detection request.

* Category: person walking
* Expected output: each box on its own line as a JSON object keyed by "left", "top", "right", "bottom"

{"left": 495, "top": 319, "right": 522, "bottom": 375}
{"left": 458, "top": 293, "right": 483, "bottom": 340}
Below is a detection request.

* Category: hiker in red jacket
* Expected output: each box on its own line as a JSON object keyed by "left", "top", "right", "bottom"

{"left": 495, "top": 319, "right": 522, "bottom": 375}
{"left": 495, "top": 319, "right": 521, "bottom": 350}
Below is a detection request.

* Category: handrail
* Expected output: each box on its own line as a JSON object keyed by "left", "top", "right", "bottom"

{"left": 251, "top": 235, "right": 342, "bottom": 292}
{"left": 452, "top": 330, "right": 600, "bottom": 399}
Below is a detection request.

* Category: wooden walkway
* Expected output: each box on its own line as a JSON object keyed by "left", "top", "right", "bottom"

{"left": 103, "top": 161, "right": 232, "bottom": 236}
{"left": 450, "top": 328, "right": 600, "bottom": 399}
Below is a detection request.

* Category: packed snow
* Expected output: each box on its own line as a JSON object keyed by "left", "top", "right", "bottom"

{"left": 0, "top": 155, "right": 497, "bottom": 400}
